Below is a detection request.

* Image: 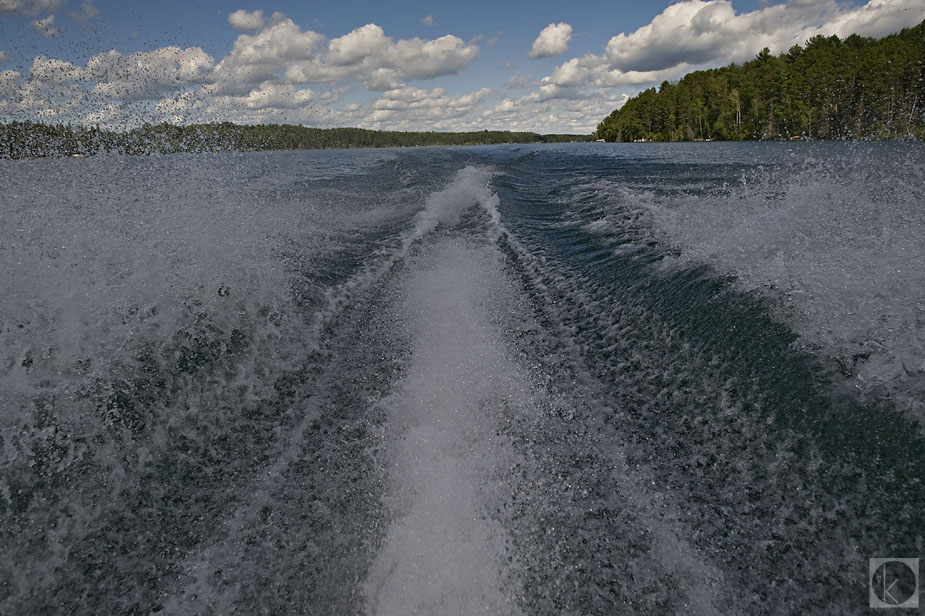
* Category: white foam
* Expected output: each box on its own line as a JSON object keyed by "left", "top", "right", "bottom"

{"left": 306, "top": 164, "right": 501, "bottom": 349}
{"left": 646, "top": 146, "right": 925, "bottom": 420}
{"left": 408, "top": 164, "right": 501, "bottom": 243}
{"left": 364, "top": 241, "right": 521, "bottom": 616}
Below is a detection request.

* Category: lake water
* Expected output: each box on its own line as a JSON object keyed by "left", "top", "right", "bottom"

{"left": 2, "top": 142, "right": 924, "bottom": 614}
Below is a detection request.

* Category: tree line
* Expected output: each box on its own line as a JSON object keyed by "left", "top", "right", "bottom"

{"left": 596, "top": 19, "right": 925, "bottom": 142}
{"left": 0, "top": 121, "right": 588, "bottom": 159}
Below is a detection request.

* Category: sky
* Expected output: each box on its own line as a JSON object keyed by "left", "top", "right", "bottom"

{"left": 1, "top": 0, "right": 923, "bottom": 133}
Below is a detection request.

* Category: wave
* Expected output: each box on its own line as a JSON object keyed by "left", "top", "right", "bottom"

{"left": 487, "top": 143, "right": 925, "bottom": 613}
{"left": 645, "top": 144, "right": 925, "bottom": 424}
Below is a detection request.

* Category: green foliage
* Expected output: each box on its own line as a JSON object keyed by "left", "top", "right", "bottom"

{"left": 596, "top": 20, "right": 925, "bottom": 142}
{"left": 0, "top": 121, "right": 590, "bottom": 159}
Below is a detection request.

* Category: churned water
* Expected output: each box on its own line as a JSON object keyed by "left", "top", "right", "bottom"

{"left": 1, "top": 142, "right": 923, "bottom": 614}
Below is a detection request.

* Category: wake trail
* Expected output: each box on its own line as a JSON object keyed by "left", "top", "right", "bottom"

{"left": 363, "top": 241, "right": 522, "bottom": 616}
{"left": 364, "top": 163, "right": 727, "bottom": 615}
{"left": 156, "top": 165, "right": 506, "bottom": 614}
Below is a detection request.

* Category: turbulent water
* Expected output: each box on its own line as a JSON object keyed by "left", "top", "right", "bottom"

{"left": 1, "top": 142, "right": 924, "bottom": 615}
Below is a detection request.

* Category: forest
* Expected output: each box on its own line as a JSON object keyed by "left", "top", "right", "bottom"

{"left": 0, "top": 122, "right": 587, "bottom": 159}
{"left": 596, "top": 19, "right": 925, "bottom": 142}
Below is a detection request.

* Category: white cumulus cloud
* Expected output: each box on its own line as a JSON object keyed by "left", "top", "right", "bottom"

{"left": 284, "top": 23, "right": 479, "bottom": 90}
{"left": 12, "top": 57, "right": 85, "bottom": 118}
{"left": 228, "top": 9, "right": 265, "bottom": 31}
{"left": 29, "top": 55, "right": 82, "bottom": 83}
{"left": 328, "top": 23, "right": 390, "bottom": 66}
{"left": 213, "top": 17, "right": 325, "bottom": 93}
{"left": 86, "top": 47, "right": 214, "bottom": 101}
{"left": 601, "top": 0, "right": 925, "bottom": 76}
{"left": 242, "top": 81, "right": 314, "bottom": 110}
{"left": 364, "top": 86, "right": 492, "bottom": 130}
{"left": 529, "top": 22, "right": 572, "bottom": 58}
{"left": 386, "top": 34, "right": 479, "bottom": 80}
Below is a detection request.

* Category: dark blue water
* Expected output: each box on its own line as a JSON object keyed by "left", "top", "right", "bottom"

{"left": 1, "top": 142, "right": 924, "bottom": 614}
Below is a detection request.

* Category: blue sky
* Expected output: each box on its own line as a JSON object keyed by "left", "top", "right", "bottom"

{"left": 1, "top": 0, "right": 923, "bottom": 132}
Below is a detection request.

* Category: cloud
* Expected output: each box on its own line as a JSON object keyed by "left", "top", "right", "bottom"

{"left": 545, "top": 57, "right": 592, "bottom": 87}
{"left": 0, "top": 50, "right": 10, "bottom": 65}
{"left": 213, "top": 17, "right": 325, "bottom": 93}
{"left": 156, "top": 79, "right": 605, "bottom": 133}
{"left": 86, "top": 47, "right": 214, "bottom": 101}
{"left": 363, "top": 86, "right": 492, "bottom": 130}
{"left": 328, "top": 23, "right": 389, "bottom": 65}
{"left": 3, "top": 12, "right": 486, "bottom": 129}
{"left": 542, "top": 54, "right": 684, "bottom": 91}
{"left": 29, "top": 55, "right": 82, "bottom": 83}
{"left": 386, "top": 34, "right": 479, "bottom": 79}
{"left": 241, "top": 81, "right": 314, "bottom": 109}
{"left": 11, "top": 57, "right": 86, "bottom": 118}
{"left": 529, "top": 22, "right": 573, "bottom": 58}
{"left": 228, "top": 9, "right": 265, "bottom": 31}
{"left": 472, "top": 32, "right": 501, "bottom": 48}
{"left": 0, "top": 0, "right": 63, "bottom": 15}
{"left": 602, "top": 0, "right": 925, "bottom": 74}
{"left": 82, "top": 103, "right": 121, "bottom": 126}
{"left": 821, "top": 0, "right": 925, "bottom": 40}
{"left": 523, "top": 83, "right": 583, "bottom": 103}
{"left": 490, "top": 98, "right": 518, "bottom": 114}
{"left": 422, "top": 15, "right": 434, "bottom": 27}
{"left": 325, "top": 24, "right": 479, "bottom": 80}
{"left": 32, "top": 14, "right": 60, "bottom": 37}
{"left": 481, "top": 89, "right": 625, "bottom": 133}
{"left": 358, "top": 68, "right": 402, "bottom": 91}
{"left": 600, "top": 0, "right": 796, "bottom": 72}
{"left": 140, "top": 26, "right": 480, "bottom": 128}
{"left": 0, "top": 69, "right": 21, "bottom": 99}
{"left": 153, "top": 85, "right": 358, "bottom": 129}
{"left": 284, "top": 23, "right": 479, "bottom": 91}
{"left": 506, "top": 72, "right": 532, "bottom": 89}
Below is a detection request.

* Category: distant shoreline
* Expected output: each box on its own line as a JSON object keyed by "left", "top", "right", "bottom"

{"left": 0, "top": 121, "right": 592, "bottom": 159}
